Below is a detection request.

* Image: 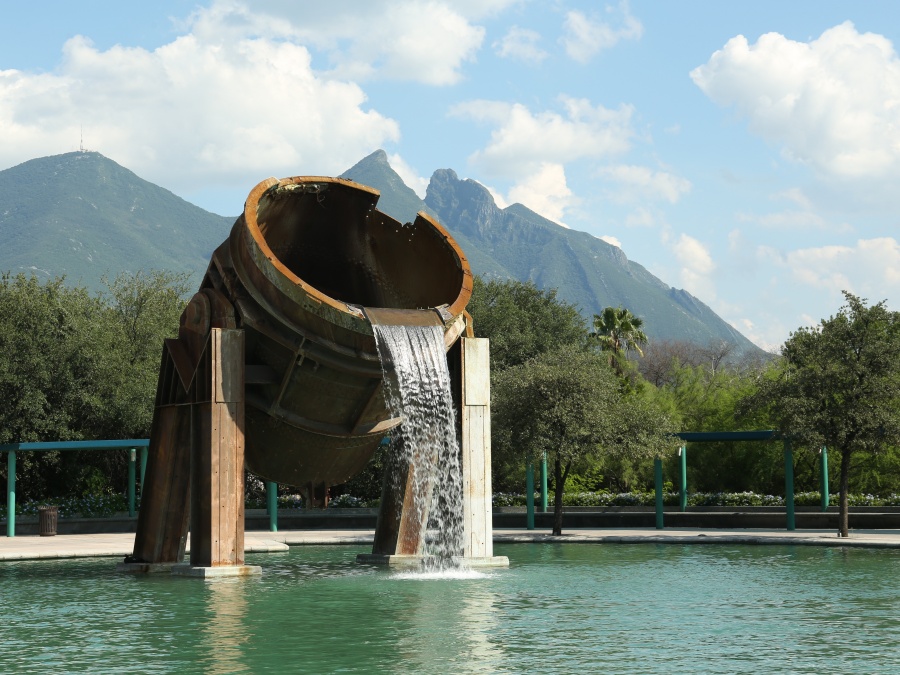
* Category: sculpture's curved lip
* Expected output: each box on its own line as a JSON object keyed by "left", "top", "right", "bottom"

{"left": 240, "top": 175, "right": 473, "bottom": 335}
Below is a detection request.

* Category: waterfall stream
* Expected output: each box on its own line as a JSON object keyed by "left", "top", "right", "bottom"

{"left": 372, "top": 323, "right": 464, "bottom": 568}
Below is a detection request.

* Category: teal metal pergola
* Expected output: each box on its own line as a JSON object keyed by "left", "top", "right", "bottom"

{"left": 525, "top": 430, "right": 830, "bottom": 532}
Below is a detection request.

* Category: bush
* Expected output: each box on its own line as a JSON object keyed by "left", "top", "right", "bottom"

{"left": 489, "top": 491, "right": 900, "bottom": 508}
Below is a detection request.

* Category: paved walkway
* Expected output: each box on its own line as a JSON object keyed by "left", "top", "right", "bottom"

{"left": 3, "top": 527, "right": 900, "bottom": 561}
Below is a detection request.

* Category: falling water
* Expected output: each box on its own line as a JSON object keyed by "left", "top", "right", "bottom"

{"left": 372, "top": 323, "right": 464, "bottom": 569}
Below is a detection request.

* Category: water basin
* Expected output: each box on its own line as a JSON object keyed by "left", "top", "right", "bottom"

{"left": 2, "top": 543, "right": 900, "bottom": 673}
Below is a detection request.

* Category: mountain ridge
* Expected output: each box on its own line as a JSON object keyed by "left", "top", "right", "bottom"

{"left": 342, "top": 151, "right": 759, "bottom": 354}
{"left": 0, "top": 149, "right": 761, "bottom": 354}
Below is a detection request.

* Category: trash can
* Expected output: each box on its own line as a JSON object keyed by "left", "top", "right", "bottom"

{"left": 38, "top": 505, "right": 58, "bottom": 536}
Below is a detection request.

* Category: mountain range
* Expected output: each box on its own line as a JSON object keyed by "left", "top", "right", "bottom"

{"left": 0, "top": 150, "right": 761, "bottom": 354}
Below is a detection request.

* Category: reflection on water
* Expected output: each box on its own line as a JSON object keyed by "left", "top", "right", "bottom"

{"left": 201, "top": 580, "right": 250, "bottom": 674}
{"left": 3, "top": 544, "right": 900, "bottom": 673}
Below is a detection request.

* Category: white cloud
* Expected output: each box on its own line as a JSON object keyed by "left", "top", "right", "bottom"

{"left": 199, "top": 0, "right": 489, "bottom": 86}
{"left": 672, "top": 233, "right": 716, "bottom": 300}
{"left": 387, "top": 153, "right": 428, "bottom": 198}
{"left": 624, "top": 207, "right": 657, "bottom": 228}
{"left": 596, "top": 164, "right": 691, "bottom": 204}
{"left": 692, "top": 21, "right": 900, "bottom": 179}
{"left": 729, "top": 317, "right": 784, "bottom": 352}
{"left": 451, "top": 96, "right": 634, "bottom": 177}
{"left": 736, "top": 209, "right": 827, "bottom": 229}
{"left": 505, "top": 162, "right": 572, "bottom": 225}
{"left": 494, "top": 26, "right": 547, "bottom": 64}
{"left": 0, "top": 28, "right": 399, "bottom": 200}
{"left": 774, "top": 187, "right": 813, "bottom": 209}
{"left": 483, "top": 184, "right": 509, "bottom": 209}
{"left": 782, "top": 237, "right": 900, "bottom": 296}
{"left": 561, "top": 2, "right": 643, "bottom": 64}
{"left": 599, "top": 235, "right": 622, "bottom": 248}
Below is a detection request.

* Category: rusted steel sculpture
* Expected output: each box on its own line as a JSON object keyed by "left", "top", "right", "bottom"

{"left": 126, "top": 176, "right": 493, "bottom": 574}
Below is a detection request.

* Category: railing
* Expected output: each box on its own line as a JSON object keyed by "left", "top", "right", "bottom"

{"left": 524, "top": 431, "right": 831, "bottom": 532}
{"left": 1, "top": 440, "right": 150, "bottom": 537}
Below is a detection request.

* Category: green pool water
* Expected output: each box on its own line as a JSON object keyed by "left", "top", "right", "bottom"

{"left": 2, "top": 543, "right": 899, "bottom": 673}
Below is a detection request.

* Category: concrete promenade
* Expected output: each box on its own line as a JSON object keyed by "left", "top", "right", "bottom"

{"left": 3, "top": 527, "right": 900, "bottom": 562}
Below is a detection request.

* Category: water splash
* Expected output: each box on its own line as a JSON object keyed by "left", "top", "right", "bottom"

{"left": 389, "top": 568, "right": 487, "bottom": 581}
{"left": 373, "top": 323, "right": 464, "bottom": 570}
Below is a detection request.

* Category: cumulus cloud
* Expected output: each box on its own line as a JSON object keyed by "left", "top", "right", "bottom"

{"left": 672, "top": 233, "right": 716, "bottom": 300}
{"left": 596, "top": 164, "right": 691, "bottom": 204}
{"left": 387, "top": 153, "right": 428, "bottom": 198}
{"left": 736, "top": 210, "right": 827, "bottom": 229}
{"left": 506, "top": 162, "right": 572, "bottom": 225}
{"left": 0, "top": 11, "right": 404, "bottom": 205}
{"left": 781, "top": 237, "right": 900, "bottom": 296}
{"left": 774, "top": 187, "right": 813, "bottom": 210}
{"left": 599, "top": 235, "right": 622, "bottom": 248}
{"left": 451, "top": 96, "right": 634, "bottom": 177}
{"left": 197, "top": 0, "right": 492, "bottom": 86}
{"left": 691, "top": 21, "right": 900, "bottom": 179}
{"left": 729, "top": 317, "right": 784, "bottom": 352}
{"left": 494, "top": 26, "right": 547, "bottom": 64}
{"left": 624, "top": 207, "right": 657, "bottom": 228}
{"left": 561, "top": 2, "right": 643, "bottom": 63}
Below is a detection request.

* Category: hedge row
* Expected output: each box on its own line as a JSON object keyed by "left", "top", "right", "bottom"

{"left": 7, "top": 490, "right": 900, "bottom": 521}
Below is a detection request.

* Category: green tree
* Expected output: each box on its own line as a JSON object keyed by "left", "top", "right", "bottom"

{"left": 493, "top": 345, "right": 674, "bottom": 534}
{"left": 97, "top": 270, "right": 191, "bottom": 438}
{"left": 467, "top": 276, "right": 590, "bottom": 371}
{"left": 466, "top": 277, "right": 592, "bottom": 492}
{"left": 743, "top": 292, "right": 900, "bottom": 537}
{"left": 0, "top": 274, "right": 106, "bottom": 496}
{"left": 0, "top": 271, "right": 188, "bottom": 500}
{"left": 591, "top": 306, "right": 649, "bottom": 375}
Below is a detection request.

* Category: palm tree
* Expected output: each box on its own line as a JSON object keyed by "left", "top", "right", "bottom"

{"left": 591, "top": 306, "right": 649, "bottom": 370}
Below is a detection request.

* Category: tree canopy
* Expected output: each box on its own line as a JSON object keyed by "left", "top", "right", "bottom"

{"left": 0, "top": 271, "right": 189, "bottom": 499}
{"left": 743, "top": 292, "right": 900, "bottom": 536}
{"left": 467, "top": 276, "right": 589, "bottom": 371}
{"left": 592, "top": 306, "right": 649, "bottom": 359}
{"left": 493, "top": 344, "right": 674, "bottom": 534}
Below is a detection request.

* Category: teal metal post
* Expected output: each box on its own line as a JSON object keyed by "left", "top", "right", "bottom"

{"left": 820, "top": 446, "right": 829, "bottom": 512}
{"left": 139, "top": 447, "right": 148, "bottom": 492}
{"left": 679, "top": 444, "right": 688, "bottom": 512}
{"left": 266, "top": 481, "right": 278, "bottom": 532}
{"left": 654, "top": 457, "right": 664, "bottom": 530}
{"left": 526, "top": 461, "right": 535, "bottom": 530}
{"left": 6, "top": 450, "right": 15, "bottom": 537}
{"left": 540, "top": 453, "right": 548, "bottom": 513}
{"left": 784, "top": 439, "right": 795, "bottom": 531}
{"left": 128, "top": 448, "right": 137, "bottom": 517}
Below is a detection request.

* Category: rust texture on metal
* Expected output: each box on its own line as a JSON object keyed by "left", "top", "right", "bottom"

{"left": 202, "top": 176, "right": 472, "bottom": 490}
{"left": 130, "top": 174, "right": 475, "bottom": 567}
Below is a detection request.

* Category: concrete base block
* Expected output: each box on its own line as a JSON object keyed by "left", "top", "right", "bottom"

{"left": 356, "top": 554, "right": 509, "bottom": 569}
{"left": 116, "top": 562, "right": 179, "bottom": 574}
{"left": 170, "top": 564, "right": 262, "bottom": 578}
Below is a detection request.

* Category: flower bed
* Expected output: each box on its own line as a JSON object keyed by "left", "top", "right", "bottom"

{"left": 491, "top": 491, "right": 900, "bottom": 508}
{"left": 5, "top": 490, "right": 900, "bottom": 521}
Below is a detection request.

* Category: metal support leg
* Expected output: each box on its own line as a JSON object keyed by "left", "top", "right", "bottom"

{"left": 679, "top": 444, "right": 687, "bottom": 512}
{"left": 784, "top": 439, "right": 795, "bottom": 531}
{"left": 540, "top": 453, "right": 548, "bottom": 513}
{"left": 526, "top": 461, "right": 535, "bottom": 530}
{"left": 6, "top": 450, "right": 15, "bottom": 537}
{"left": 820, "top": 446, "right": 829, "bottom": 512}
{"left": 654, "top": 457, "right": 664, "bottom": 530}
{"left": 139, "top": 447, "right": 148, "bottom": 493}
{"left": 266, "top": 481, "right": 278, "bottom": 532}
{"left": 128, "top": 449, "right": 137, "bottom": 517}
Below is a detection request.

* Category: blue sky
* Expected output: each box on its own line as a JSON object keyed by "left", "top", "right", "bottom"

{"left": 2, "top": 1, "right": 900, "bottom": 350}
